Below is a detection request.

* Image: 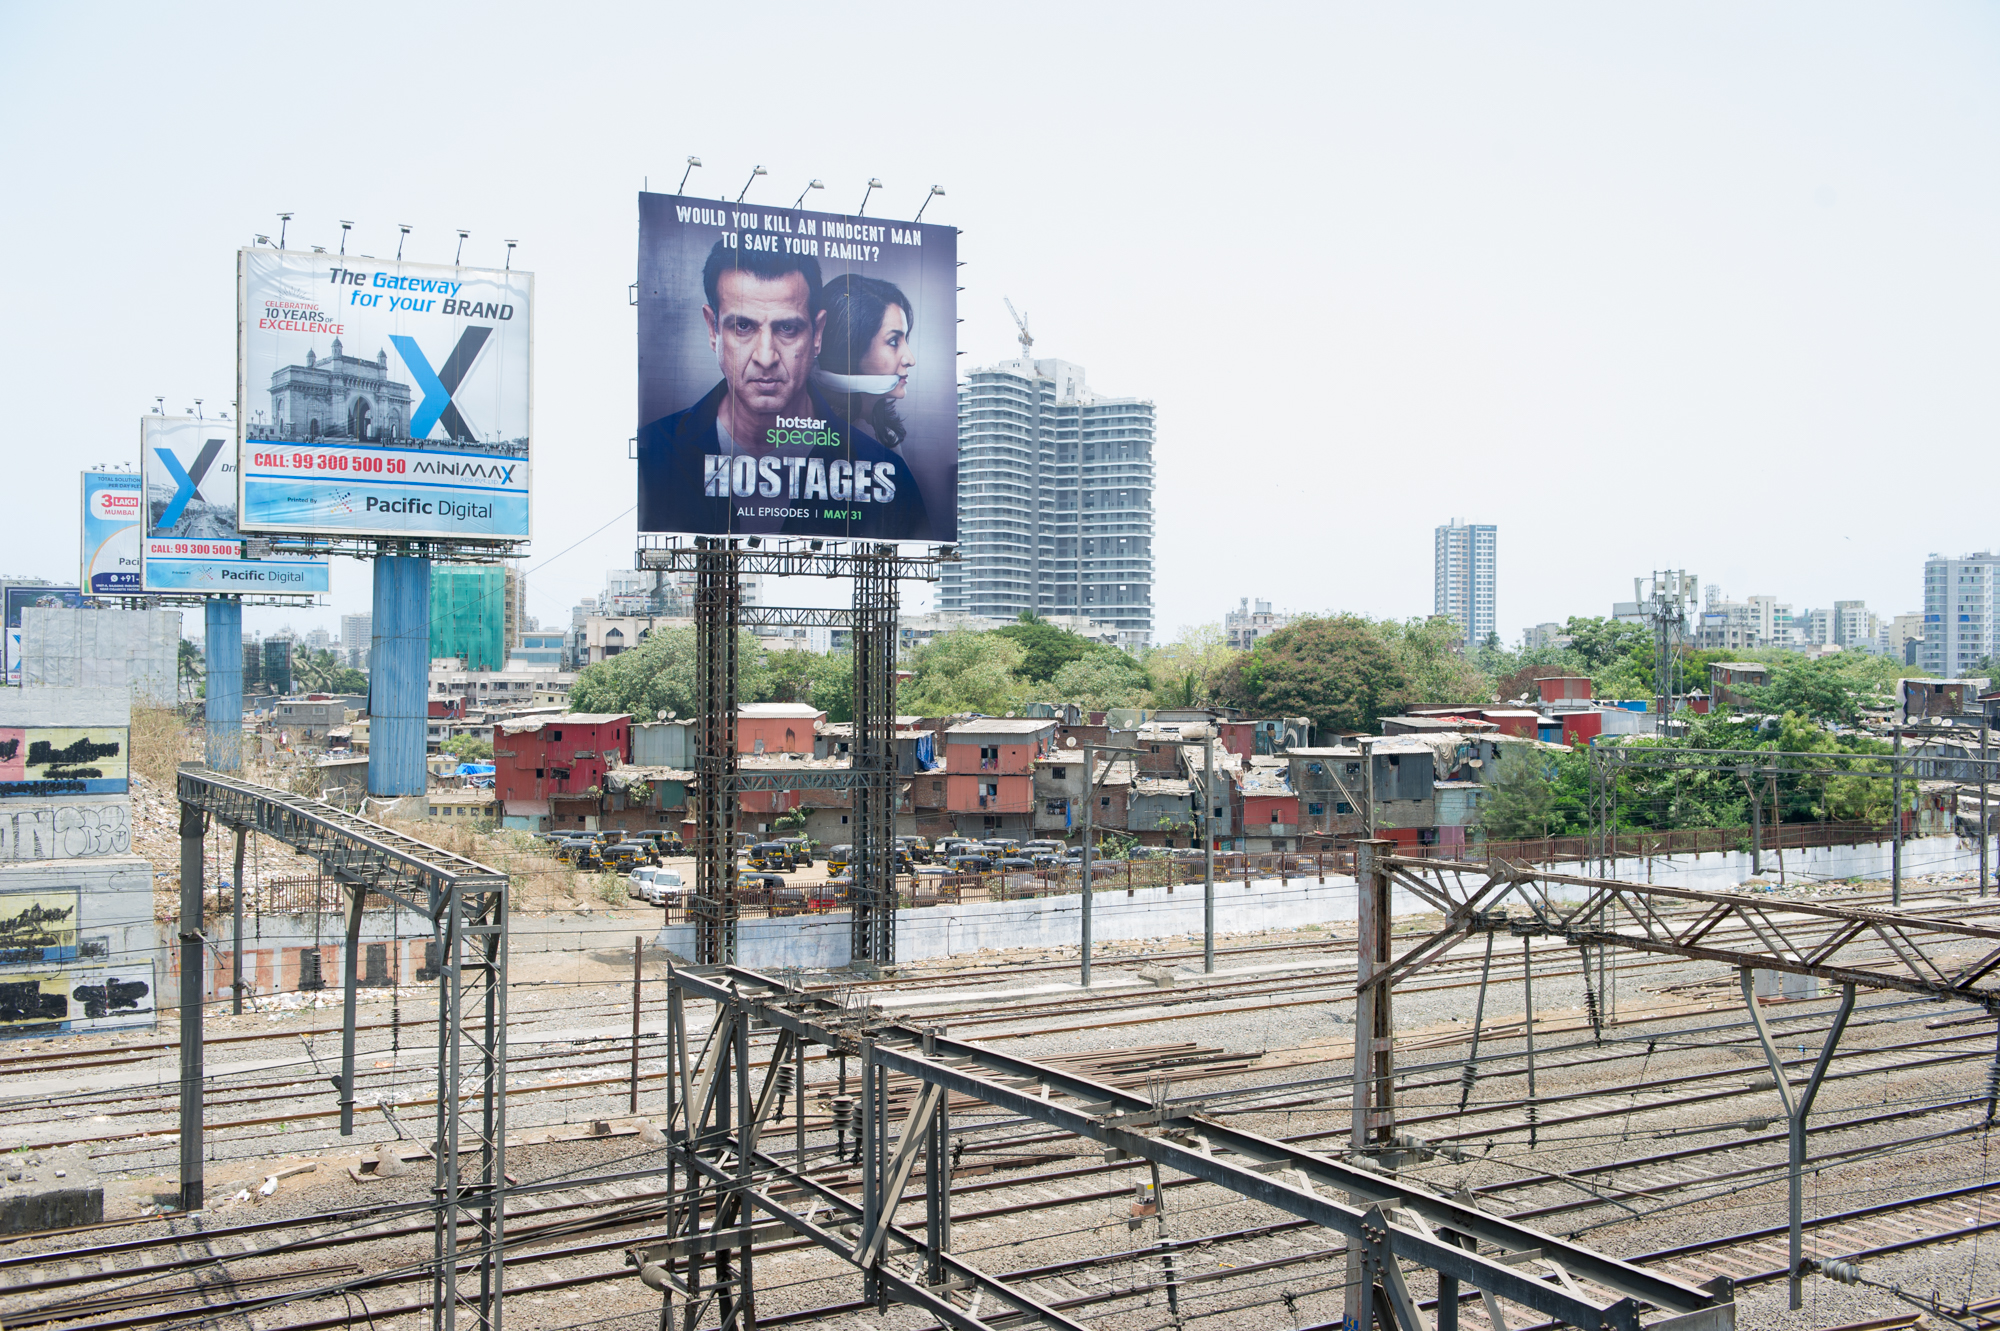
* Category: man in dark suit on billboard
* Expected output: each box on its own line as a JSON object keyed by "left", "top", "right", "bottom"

{"left": 638, "top": 241, "right": 927, "bottom": 539}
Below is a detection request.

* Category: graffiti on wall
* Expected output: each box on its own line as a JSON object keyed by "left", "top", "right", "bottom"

{"left": 0, "top": 964, "right": 153, "bottom": 1037}
{"left": 0, "top": 804, "right": 132, "bottom": 861}
{"left": 0, "top": 890, "right": 78, "bottom": 964}
{"left": 0, "top": 727, "right": 131, "bottom": 798}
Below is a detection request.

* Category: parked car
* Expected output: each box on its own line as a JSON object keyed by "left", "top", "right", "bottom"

{"left": 629, "top": 866, "right": 688, "bottom": 905}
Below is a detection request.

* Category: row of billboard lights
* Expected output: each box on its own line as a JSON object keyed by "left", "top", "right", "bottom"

{"left": 247, "top": 214, "right": 520, "bottom": 269}
{"left": 676, "top": 156, "right": 945, "bottom": 221}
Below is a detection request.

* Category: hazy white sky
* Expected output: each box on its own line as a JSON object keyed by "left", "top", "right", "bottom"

{"left": 3, "top": 3, "right": 1996, "bottom": 647}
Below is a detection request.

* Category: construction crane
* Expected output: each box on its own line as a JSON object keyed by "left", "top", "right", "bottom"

{"left": 1004, "top": 297, "right": 1033, "bottom": 358}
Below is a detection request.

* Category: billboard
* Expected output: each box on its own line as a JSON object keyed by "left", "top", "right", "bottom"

{"left": 142, "top": 416, "right": 330, "bottom": 595}
{"left": 635, "top": 193, "right": 957, "bottom": 541}
{"left": 4, "top": 585, "right": 87, "bottom": 687}
{"left": 80, "top": 471, "right": 143, "bottom": 596}
{"left": 237, "top": 248, "right": 533, "bottom": 540}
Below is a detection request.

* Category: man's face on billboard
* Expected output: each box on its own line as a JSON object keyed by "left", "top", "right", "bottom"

{"left": 703, "top": 270, "right": 823, "bottom": 422}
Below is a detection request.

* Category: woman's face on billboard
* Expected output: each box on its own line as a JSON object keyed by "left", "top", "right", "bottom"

{"left": 859, "top": 305, "right": 914, "bottom": 399}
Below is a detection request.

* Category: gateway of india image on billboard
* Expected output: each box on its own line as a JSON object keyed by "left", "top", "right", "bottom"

{"left": 264, "top": 338, "right": 414, "bottom": 444}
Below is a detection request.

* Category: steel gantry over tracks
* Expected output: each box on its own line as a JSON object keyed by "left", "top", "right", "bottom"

{"left": 1362, "top": 846, "right": 2000, "bottom": 1311}
{"left": 630, "top": 961, "right": 1732, "bottom": 1331}
{"left": 175, "top": 764, "right": 509, "bottom": 1331}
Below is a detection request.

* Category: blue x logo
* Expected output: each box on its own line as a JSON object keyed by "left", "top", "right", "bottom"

{"left": 391, "top": 326, "right": 494, "bottom": 441}
{"left": 154, "top": 437, "right": 226, "bottom": 530}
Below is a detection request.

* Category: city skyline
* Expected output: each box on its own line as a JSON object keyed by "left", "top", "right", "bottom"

{"left": 6, "top": 8, "right": 1995, "bottom": 649}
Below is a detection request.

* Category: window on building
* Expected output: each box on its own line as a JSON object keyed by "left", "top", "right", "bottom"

{"left": 1051, "top": 766, "right": 1067, "bottom": 779}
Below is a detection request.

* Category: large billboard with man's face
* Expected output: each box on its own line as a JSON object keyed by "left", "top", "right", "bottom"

{"left": 236, "top": 249, "right": 533, "bottom": 541}
{"left": 636, "top": 193, "right": 957, "bottom": 541}
{"left": 142, "top": 416, "right": 329, "bottom": 595}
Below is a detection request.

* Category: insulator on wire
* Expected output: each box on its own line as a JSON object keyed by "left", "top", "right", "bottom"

{"left": 1526, "top": 1100, "right": 1539, "bottom": 1148}
{"left": 1456, "top": 1062, "right": 1478, "bottom": 1113}
{"left": 771, "top": 1065, "right": 795, "bottom": 1120}
{"left": 1815, "top": 1258, "right": 1862, "bottom": 1285}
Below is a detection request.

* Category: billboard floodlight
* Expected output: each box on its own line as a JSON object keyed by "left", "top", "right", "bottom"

{"left": 915, "top": 185, "right": 945, "bottom": 222}
{"left": 277, "top": 213, "right": 292, "bottom": 248}
{"left": 153, "top": 397, "right": 164, "bottom": 416}
{"left": 679, "top": 156, "right": 702, "bottom": 192}
{"left": 858, "top": 178, "right": 884, "bottom": 215}
{"left": 254, "top": 234, "right": 270, "bottom": 246}
{"left": 397, "top": 224, "right": 411, "bottom": 260}
{"left": 339, "top": 221, "right": 353, "bottom": 255}
{"left": 455, "top": 230, "right": 470, "bottom": 265}
{"left": 505, "top": 239, "right": 518, "bottom": 270}
{"left": 794, "top": 179, "right": 824, "bottom": 209}
{"left": 736, "top": 165, "right": 767, "bottom": 204}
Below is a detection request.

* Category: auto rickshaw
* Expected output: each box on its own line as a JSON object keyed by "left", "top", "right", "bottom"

{"left": 748, "top": 841, "right": 797, "bottom": 872}
{"left": 826, "top": 844, "right": 854, "bottom": 875}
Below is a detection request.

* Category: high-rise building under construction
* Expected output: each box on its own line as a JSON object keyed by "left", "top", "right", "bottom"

{"left": 939, "top": 355, "right": 1155, "bottom": 647}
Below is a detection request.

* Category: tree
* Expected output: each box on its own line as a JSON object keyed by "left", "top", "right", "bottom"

{"left": 899, "top": 629, "right": 1027, "bottom": 716}
{"left": 178, "top": 638, "right": 203, "bottom": 703}
{"left": 1477, "top": 743, "right": 1558, "bottom": 840}
{"left": 1740, "top": 657, "right": 1867, "bottom": 727}
{"left": 443, "top": 734, "right": 493, "bottom": 762}
{"left": 1217, "top": 615, "right": 1404, "bottom": 735}
{"left": 1143, "top": 624, "right": 1241, "bottom": 707}
{"left": 994, "top": 616, "right": 1121, "bottom": 685}
{"left": 1049, "top": 652, "right": 1150, "bottom": 711}
{"left": 1563, "top": 617, "right": 1653, "bottom": 671}
{"left": 568, "top": 626, "right": 774, "bottom": 718}
{"left": 1379, "top": 616, "right": 1493, "bottom": 710}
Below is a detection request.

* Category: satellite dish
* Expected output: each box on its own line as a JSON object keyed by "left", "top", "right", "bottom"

{"left": 657, "top": 709, "right": 669, "bottom": 720}
{"left": 1065, "top": 736, "right": 1078, "bottom": 748}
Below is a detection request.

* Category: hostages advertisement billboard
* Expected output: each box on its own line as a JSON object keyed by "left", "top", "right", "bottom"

{"left": 141, "top": 416, "right": 329, "bottom": 595}
{"left": 635, "top": 193, "right": 957, "bottom": 541}
{"left": 236, "top": 248, "right": 533, "bottom": 541}
{"left": 80, "top": 471, "right": 142, "bottom": 596}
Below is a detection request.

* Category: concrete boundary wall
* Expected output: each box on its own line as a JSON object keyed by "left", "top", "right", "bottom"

{"left": 655, "top": 834, "right": 1984, "bottom": 973}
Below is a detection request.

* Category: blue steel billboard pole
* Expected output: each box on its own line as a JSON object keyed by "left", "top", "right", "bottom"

{"left": 368, "top": 549, "right": 432, "bottom": 800}
{"left": 203, "top": 597, "right": 243, "bottom": 771}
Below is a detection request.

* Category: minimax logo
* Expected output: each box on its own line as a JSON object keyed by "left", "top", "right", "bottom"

{"left": 390, "top": 326, "right": 494, "bottom": 442}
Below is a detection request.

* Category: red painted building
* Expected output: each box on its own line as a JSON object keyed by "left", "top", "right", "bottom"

{"left": 737, "top": 702, "right": 824, "bottom": 755}
{"left": 1477, "top": 709, "right": 1542, "bottom": 738}
{"left": 943, "top": 718, "right": 1058, "bottom": 834}
{"left": 494, "top": 713, "right": 632, "bottom": 813}
{"left": 1536, "top": 676, "right": 1594, "bottom": 704}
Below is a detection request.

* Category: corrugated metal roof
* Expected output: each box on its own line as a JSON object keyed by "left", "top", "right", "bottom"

{"left": 499, "top": 712, "right": 631, "bottom": 732}
{"left": 946, "top": 717, "right": 1061, "bottom": 736}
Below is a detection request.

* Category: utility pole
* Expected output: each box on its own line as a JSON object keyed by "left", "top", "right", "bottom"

{"left": 1982, "top": 715, "right": 1991, "bottom": 898}
{"left": 1892, "top": 722, "right": 1903, "bottom": 907}
{"left": 176, "top": 798, "right": 205, "bottom": 1212}
{"left": 1079, "top": 741, "right": 1144, "bottom": 989}
{"left": 230, "top": 826, "right": 247, "bottom": 1016}
{"left": 1203, "top": 725, "right": 1215, "bottom": 974}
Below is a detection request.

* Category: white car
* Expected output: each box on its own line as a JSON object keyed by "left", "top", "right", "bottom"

{"left": 629, "top": 867, "right": 686, "bottom": 906}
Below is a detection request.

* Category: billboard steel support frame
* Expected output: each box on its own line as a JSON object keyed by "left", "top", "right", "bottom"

{"left": 693, "top": 537, "right": 744, "bottom": 967}
{"left": 647, "top": 540, "right": 945, "bottom": 968}
{"left": 851, "top": 546, "right": 899, "bottom": 968}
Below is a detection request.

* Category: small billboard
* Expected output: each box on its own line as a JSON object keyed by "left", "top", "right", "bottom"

{"left": 142, "top": 416, "right": 329, "bottom": 595}
{"left": 80, "top": 471, "right": 143, "bottom": 597}
{"left": 635, "top": 193, "right": 957, "bottom": 541}
{"left": 3, "top": 585, "right": 87, "bottom": 686}
{"left": 236, "top": 248, "right": 533, "bottom": 541}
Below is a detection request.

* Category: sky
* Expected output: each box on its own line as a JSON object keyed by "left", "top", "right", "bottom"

{"left": 3, "top": 3, "right": 1996, "bottom": 650}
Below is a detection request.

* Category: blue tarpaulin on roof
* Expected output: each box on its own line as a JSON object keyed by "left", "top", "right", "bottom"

{"left": 915, "top": 734, "right": 936, "bottom": 769}
{"left": 456, "top": 763, "right": 496, "bottom": 776}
